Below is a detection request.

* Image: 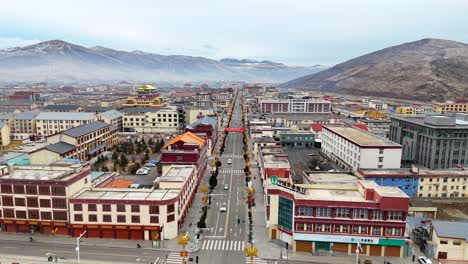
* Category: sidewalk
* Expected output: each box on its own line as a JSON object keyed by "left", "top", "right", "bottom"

{"left": 0, "top": 255, "right": 118, "bottom": 264}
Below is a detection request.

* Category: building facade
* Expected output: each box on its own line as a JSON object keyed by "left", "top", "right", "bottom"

{"left": 35, "top": 112, "right": 96, "bottom": 137}
{"left": 260, "top": 99, "right": 331, "bottom": 114}
{"left": 322, "top": 126, "right": 402, "bottom": 170}
{"left": 389, "top": 114, "right": 468, "bottom": 169}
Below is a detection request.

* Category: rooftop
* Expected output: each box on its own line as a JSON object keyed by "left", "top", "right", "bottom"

{"left": 164, "top": 131, "right": 205, "bottom": 148}
{"left": 15, "top": 111, "right": 40, "bottom": 120}
{"left": 305, "top": 172, "right": 358, "bottom": 185}
{"left": 63, "top": 121, "right": 108, "bottom": 138}
{"left": 35, "top": 112, "right": 95, "bottom": 121}
{"left": 189, "top": 116, "right": 217, "bottom": 130}
{"left": 42, "top": 104, "right": 82, "bottom": 111}
{"left": 83, "top": 106, "right": 114, "bottom": 112}
{"left": 160, "top": 165, "right": 195, "bottom": 182}
{"left": 100, "top": 110, "right": 123, "bottom": 120}
{"left": 358, "top": 167, "right": 468, "bottom": 177}
{"left": 73, "top": 188, "right": 180, "bottom": 201}
{"left": 391, "top": 113, "right": 468, "bottom": 128}
{"left": 43, "top": 142, "right": 76, "bottom": 154}
{"left": 432, "top": 220, "right": 468, "bottom": 241}
{"left": 324, "top": 126, "right": 401, "bottom": 147}
{"left": 0, "top": 164, "right": 87, "bottom": 181}
{"left": 266, "top": 113, "right": 335, "bottom": 121}
{"left": 103, "top": 178, "right": 134, "bottom": 188}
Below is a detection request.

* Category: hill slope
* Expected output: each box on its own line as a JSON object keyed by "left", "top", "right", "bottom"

{"left": 0, "top": 40, "right": 325, "bottom": 83}
{"left": 281, "top": 38, "right": 468, "bottom": 101}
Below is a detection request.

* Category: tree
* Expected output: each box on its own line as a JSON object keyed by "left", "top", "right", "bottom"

{"left": 112, "top": 151, "right": 118, "bottom": 161}
{"left": 144, "top": 151, "right": 150, "bottom": 161}
{"left": 113, "top": 161, "right": 119, "bottom": 172}
{"left": 120, "top": 154, "right": 128, "bottom": 168}
{"left": 101, "top": 164, "right": 109, "bottom": 172}
{"left": 148, "top": 138, "right": 154, "bottom": 146}
{"left": 209, "top": 175, "right": 217, "bottom": 190}
{"left": 129, "top": 162, "right": 142, "bottom": 174}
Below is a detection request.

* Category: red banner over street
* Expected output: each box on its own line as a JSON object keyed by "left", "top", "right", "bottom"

{"left": 225, "top": 127, "right": 245, "bottom": 132}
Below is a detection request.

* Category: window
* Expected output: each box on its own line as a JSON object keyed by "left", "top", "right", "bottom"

{"left": 315, "top": 224, "right": 323, "bottom": 232}
{"left": 13, "top": 185, "right": 25, "bottom": 194}
{"left": 3, "top": 208, "right": 14, "bottom": 218}
{"left": 379, "top": 149, "right": 384, "bottom": 154}
{"left": 131, "top": 215, "right": 140, "bottom": 223}
{"left": 336, "top": 208, "right": 350, "bottom": 218}
{"left": 361, "top": 226, "right": 368, "bottom": 234}
{"left": 51, "top": 186, "right": 66, "bottom": 196}
{"left": 74, "top": 214, "right": 83, "bottom": 222}
{"left": 373, "top": 210, "right": 383, "bottom": 220}
{"left": 394, "top": 228, "right": 401, "bottom": 236}
{"left": 53, "top": 211, "right": 68, "bottom": 221}
{"left": 52, "top": 199, "right": 67, "bottom": 209}
{"left": 88, "top": 214, "right": 97, "bottom": 222}
{"left": 150, "top": 216, "right": 159, "bottom": 224}
{"left": 297, "top": 206, "right": 313, "bottom": 216}
{"left": 16, "top": 210, "right": 27, "bottom": 219}
{"left": 2, "top": 196, "right": 13, "bottom": 206}
{"left": 167, "top": 204, "right": 175, "bottom": 213}
{"left": 353, "top": 209, "right": 368, "bottom": 219}
{"left": 88, "top": 204, "right": 97, "bottom": 211}
{"left": 378, "top": 157, "right": 384, "bottom": 162}
{"left": 334, "top": 225, "right": 341, "bottom": 233}
{"left": 26, "top": 185, "right": 38, "bottom": 194}
{"left": 453, "top": 241, "right": 462, "bottom": 246}
{"left": 103, "top": 215, "right": 112, "bottom": 222}
{"left": 149, "top": 205, "right": 159, "bottom": 214}
{"left": 353, "top": 226, "right": 359, "bottom": 234}
{"left": 14, "top": 197, "right": 25, "bottom": 206}
{"left": 388, "top": 211, "right": 403, "bottom": 220}
{"left": 131, "top": 205, "right": 140, "bottom": 213}
{"left": 117, "top": 204, "right": 126, "bottom": 212}
{"left": 167, "top": 214, "right": 175, "bottom": 223}
{"left": 386, "top": 227, "right": 394, "bottom": 236}
{"left": 27, "top": 197, "right": 38, "bottom": 207}
{"left": 372, "top": 227, "right": 381, "bottom": 235}
{"left": 117, "top": 215, "right": 126, "bottom": 223}
{"left": 28, "top": 210, "right": 39, "bottom": 219}
{"left": 41, "top": 211, "right": 52, "bottom": 220}
{"left": 39, "top": 186, "right": 50, "bottom": 195}
{"left": 324, "top": 224, "right": 331, "bottom": 232}
{"left": 74, "top": 204, "right": 83, "bottom": 211}
{"left": 102, "top": 204, "right": 111, "bottom": 212}
{"left": 1, "top": 184, "right": 12, "bottom": 193}
{"left": 440, "top": 240, "right": 448, "bottom": 244}
{"left": 316, "top": 208, "right": 331, "bottom": 217}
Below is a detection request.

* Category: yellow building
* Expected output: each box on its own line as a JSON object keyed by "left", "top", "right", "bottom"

{"left": 366, "top": 109, "right": 386, "bottom": 119}
{"left": 123, "top": 85, "right": 167, "bottom": 108}
{"left": 396, "top": 107, "right": 415, "bottom": 115}
{"left": 417, "top": 174, "right": 468, "bottom": 198}
{"left": 432, "top": 220, "right": 468, "bottom": 260}
{"left": 0, "top": 122, "right": 11, "bottom": 148}
{"left": 434, "top": 102, "right": 468, "bottom": 113}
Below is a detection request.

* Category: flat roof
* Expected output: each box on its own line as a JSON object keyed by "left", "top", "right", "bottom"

{"left": 74, "top": 189, "right": 180, "bottom": 201}
{"left": 306, "top": 172, "right": 358, "bottom": 185}
{"left": 160, "top": 165, "right": 195, "bottom": 182}
{"left": 0, "top": 164, "right": 84, "bottom": 181}
{"left": 324, "top": 126, "right": 401, "bottom": 147}
{"left": 359, "top": 168, "right": 468, "bottom": 177}
{"left": 35, "top": 112, "right": 95, "bottom": 121}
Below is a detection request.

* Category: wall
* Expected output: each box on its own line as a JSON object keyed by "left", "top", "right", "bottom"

{"left": 359, "top": 148, "right": 402, "bottom": 169}
{"left": 30, "top": 149, "right": 61, "bottom": 165}
{"left": 433, "top": 232, "right": 468, "bottom": 260}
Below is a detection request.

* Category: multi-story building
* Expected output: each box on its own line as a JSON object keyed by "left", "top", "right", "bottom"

{"left": 31, "top": 121, "right": 118, "bottom": 163}
{"left": 260, "top": 99, "right": 331, "bottom": 114}
{"left": 0, "top": 100, "right": 39, "bottom": 111}
{"left": 267, "top": 179, "right": 409, "bottom": 256}
{"left": 433, "top": 101, "right": 468, "bottom": 113}
{"left": 185, "top": 116, "right": 218, "bottom": 157}
{"left": 395, "top": 107, "right": 415, "bottom": 115}
{"left": 431, "top": 220, "right": 468, "bottom": 260}
{"left": 122, "top": 106, "right": 180, "bottom": 134}
{"left": 42, "top": 105, "right": 84, "bottom": 112}
{"left": 97, "top": 110, "right": 123, "bottom": 132}
{"left": 322, "top": 126, "right": 402, "bottom": 170}
{"left": 123, "top": 85, "right": 167, "bottom": 108}
{"left": 258, "top": 146, "right": 291, "bottom": 185}
{"left": 0, "top": 162, "right": 91, "bottom": 235}
{"left": 389, "top": 113, "right": 468, "bottom": 169}
{"left": 35, "top": 112, "right": 96, "bottom": 137}
{"left": 356, "top": 167, "right": 468, "bottom": 198}
{"left": 357, "top": 119, "right": 391, "bottom": 139}
{"left": 185, "top": 107, "right": 216, "bottom": 125}
{"left": 13, "top": 112, "right": 39, "bottom": 140}
{"left": 368, "top": 100, "right": 388, "bottom": 111}
{"left": 279, "top": 132, "right": 315, "bottom": 148}
{"left": 68, "top": 165, "right": 198, "bottom": 240}
{"left": 0, "top": 122, "right": 11, "bottom": 148}
{"left": 265, "top": 113, "right": 342, "bottom": 129}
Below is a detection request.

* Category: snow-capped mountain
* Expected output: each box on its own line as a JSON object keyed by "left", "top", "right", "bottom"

{"left": 0, "top": 40, "right": 327, "bottom": 83}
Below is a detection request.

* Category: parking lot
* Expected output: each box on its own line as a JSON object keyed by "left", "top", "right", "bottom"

{"left": 283, "top": 147, "right": 342, "bottom": 183}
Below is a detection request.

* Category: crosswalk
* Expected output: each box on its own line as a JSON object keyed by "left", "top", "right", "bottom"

{"left": 222, "top": 154, "right": 243, "bottom": 158}
{"left": 201, "top": 239, "right": 245, "bottom": 251}
{"left": 245, "top": 256, "right": 268, "bottom": 264}
{"left": 220, "top": 169, "right": 244, "bottom": 174}
{"left": 165, "top": 252, "right": 186, "bottom": 264}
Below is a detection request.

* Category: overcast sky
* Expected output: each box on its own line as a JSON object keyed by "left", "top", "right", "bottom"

{"left": 1, "top": 0, "right": 467, "bottom": 65}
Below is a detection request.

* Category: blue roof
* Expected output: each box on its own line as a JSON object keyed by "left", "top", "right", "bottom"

{"left": 101, "top": 110, "right": 122, "bottom": 120}
{"left": 44, "top": 142, "right": 76, "bottom": 154}
{"left": 433, "top": 220, "right": 468, "bottom": 241}
{"left": 63, "top": 121, "right": 108, "bottom": 138}
{"left": 189, "top": 116, "right": 217, "bottom": 129}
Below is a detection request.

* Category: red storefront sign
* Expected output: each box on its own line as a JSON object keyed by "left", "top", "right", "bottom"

{"left": 225, "top": 127, "right": 245, "bottom": 132}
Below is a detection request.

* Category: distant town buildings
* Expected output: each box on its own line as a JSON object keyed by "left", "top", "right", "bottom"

{"left": 35, "top": 112, "right": 96, "bottom": 137}
{"left": 123, "top": 85, "right": 167, "bottom": 108}
{"left": 260, "top": 98, "right": 331, "bottom": 114}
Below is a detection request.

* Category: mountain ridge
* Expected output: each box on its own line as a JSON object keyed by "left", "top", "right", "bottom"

{"left": 0, "top": 40, "right": 327, "bottom": 83}
{"left": 281, "top": 38, "right": 468, "bottom": 102}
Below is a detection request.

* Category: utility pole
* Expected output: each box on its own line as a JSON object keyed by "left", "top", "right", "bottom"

{"left": 76, "top": 230, "right": 87, "bottom": 263}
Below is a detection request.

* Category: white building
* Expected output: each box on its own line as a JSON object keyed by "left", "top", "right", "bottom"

{"left": 260, "top": 98, "right": 331, "bottom": 114}
{"left": 35, "top": 112, "right": 96, "bottom": 137}
{"left": 322, "top": 126, "right": 402, "bottom": 170}
{"left": 368, "top": 100, "right": 388, "bottom": 111}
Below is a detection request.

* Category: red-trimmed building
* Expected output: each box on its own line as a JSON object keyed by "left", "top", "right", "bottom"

{"left": 0, "top": 163, "right": 92, "bottom": 235}
{"left": 185, "top": 116, "right": 218, "bottom": 157}
{"left": 267, "top": 179, "right": 410, "bottom": 257}
{"left": 68, "top": 165, "right": 197, "bottom": 240}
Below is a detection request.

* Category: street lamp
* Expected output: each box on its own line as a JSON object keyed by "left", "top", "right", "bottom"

{"left": 178, "top": 232, "right": 190, "bottom": 264}
{"left": 245, "top": 243, "right": 258, "bottom": 264}
{"left": 76, "top": 230, "right": 87, "bottom": 263}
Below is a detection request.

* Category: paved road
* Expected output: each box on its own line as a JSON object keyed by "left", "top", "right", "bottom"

{"left": 0, "top": 239, "right": 164, "bottom": 263}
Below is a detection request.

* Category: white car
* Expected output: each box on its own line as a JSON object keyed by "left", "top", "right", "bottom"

{"left": 227, "top": 159, "right": 232, "bottom": 164}
{"left": 144, "top": 163, "right": 156, "bottom": 167}
{"left": 136, "top": 168, "right": 149, "bottom": 175}
{"left": 219, "top": 206, "right": 227, "bottom": 212}
{"left": 26, "top": 142, "right": 35, "bottom": 146}
{"left": 418, "top": 256, "right": 433, "bottom": 264}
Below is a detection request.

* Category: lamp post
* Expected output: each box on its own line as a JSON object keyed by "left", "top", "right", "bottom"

{"left": 245, "top": 243, "right": 258, "bottom": 264}
{"left": 178, "top": 232, "right": 190, "bottom": 264}
{"left": 384, "top": 234, "right": 389, "bottom": 264}
{"left": 76, "top": 230, "right": 87, "bottom": 263}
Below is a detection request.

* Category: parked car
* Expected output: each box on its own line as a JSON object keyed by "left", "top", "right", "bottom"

{"left": 136, "top": 168, "right": 149, "bottom": 175}
{"left": 141, "top": 167, "right": 152, "bottom": 171}
{"left": 26, "top": 142, "right": 35, "bottom": 146}
{"left": 144, "top": 163, "right": 156, "bottom": 167}
{"left": 148, "top": 160, "right": 159, "bottom": 164}
{"left": 227, "top": 159, "right": 232, "bottom": 164}
{"left": 418, "top": 257, "right": 432, "bottom": 264}
{"left": 15, "top": 146, "right": 23, "bottom": 150}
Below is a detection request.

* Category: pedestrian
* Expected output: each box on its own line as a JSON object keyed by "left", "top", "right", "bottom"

{"left": 412, "top": 255, "right": 415, "bottom": 262}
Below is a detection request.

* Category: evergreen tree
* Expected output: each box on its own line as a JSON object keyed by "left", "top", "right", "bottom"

{"left": 112, "top": 151, "right": 118, "bottom": 161}
{"left": 120, "top": 153, "right": 128, "bottom": 168}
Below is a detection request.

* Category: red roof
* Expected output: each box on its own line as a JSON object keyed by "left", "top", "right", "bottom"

{"left": 311, "top": 124, "right": 323, "bottom": 132}
{"left": 103, "top": 178, "right": 133, "bottom": 188}
{"left": 352, "top": 124, "right": 369, "bottom": 131}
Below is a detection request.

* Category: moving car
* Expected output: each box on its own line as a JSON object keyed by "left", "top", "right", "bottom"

{"left": 224, "top": 183, "right": 229, "bottom": 190}
{"left": 219, "top": 206, "right": 227, "bottom": 212}
{"left": 227, "top": 159, "right": 232, "bottom": 164}
{"left": 418, "top": 257, "right": 432, "bottom": 264}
